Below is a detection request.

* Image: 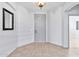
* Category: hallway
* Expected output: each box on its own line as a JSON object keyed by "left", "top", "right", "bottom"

{"left": 8, "top": 43, "right": 79, "bottom": 57}
{"left": 0, "top": 2, "right": 79, "bottom": 57}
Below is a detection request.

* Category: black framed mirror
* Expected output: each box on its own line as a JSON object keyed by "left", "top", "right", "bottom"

{"left": 3, "top": 8, "right": 14, "bottom": 30}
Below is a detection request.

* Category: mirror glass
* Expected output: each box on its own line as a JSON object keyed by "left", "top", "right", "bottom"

{"left": 5, "top": 11, "right": 12, "bottom": 28}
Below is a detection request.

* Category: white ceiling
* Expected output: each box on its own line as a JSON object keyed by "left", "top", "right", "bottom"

{"left": 16, "top": 2, "right": 65, "bottom": 12}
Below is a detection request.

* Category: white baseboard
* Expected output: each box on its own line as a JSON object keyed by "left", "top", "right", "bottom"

{"left": 0, "top": 47, "right": 16, "bottom": 57}
{"left": 6, "top": 48, "right": 16, "bottom": 57}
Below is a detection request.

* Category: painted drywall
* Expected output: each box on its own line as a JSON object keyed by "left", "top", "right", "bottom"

{"left": 0, "top": 2, "right": 34, "bottom": 56}
{"left": 16, "top": 5, "right": 34, "bottom": 47}
{"left": 48, "top": 2, "right": 79, "bottom": 48}
{"left": 48, "top": 7, "right": 63, "bottom": 46}
{"left": 0, "top": 2, "right": 17, "bottom": 56}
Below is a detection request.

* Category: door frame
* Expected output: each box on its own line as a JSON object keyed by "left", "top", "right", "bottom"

{"left": 68, "top": 14, "right": 79, "bottom": 48}
{"left": 33, "top": 12, "right": 47, "bottom": 42}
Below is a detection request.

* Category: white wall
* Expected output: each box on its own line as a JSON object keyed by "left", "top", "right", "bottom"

{"left": 48, "top": 7, "right": 63, "bottom": 46}
{"left": 16, "top": 5, "right": 34, "bottom": 47}
{"left": 48, "top": 2, "right": 79, "bottom": 48}
{"left": 48, "top": 3, "right": 74, "bottom": 48}
{"left": 0, "top": 2, "right": 17, "bottom": 56}
{"left": 0, "top": 2, "right": 34, "bottom": 56}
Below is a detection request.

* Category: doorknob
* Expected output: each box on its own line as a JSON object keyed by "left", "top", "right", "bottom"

{"left": 35, "top": 30, "right": 37, "bottom": 33}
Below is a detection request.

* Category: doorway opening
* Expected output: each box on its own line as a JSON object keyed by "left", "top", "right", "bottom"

{"left": 69, "top": 15, "right": 79, "bottom": 48}
{"left": 67, "top": 4, "right": 79, "bottom": 48}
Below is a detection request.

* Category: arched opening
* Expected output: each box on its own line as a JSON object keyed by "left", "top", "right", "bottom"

{"left": 67, "top": 4, "right": 79, "bottom": 48}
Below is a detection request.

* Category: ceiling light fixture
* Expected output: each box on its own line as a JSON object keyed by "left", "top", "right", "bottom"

{"left": 36, "top": 0, "right": 46, "bottom": 9}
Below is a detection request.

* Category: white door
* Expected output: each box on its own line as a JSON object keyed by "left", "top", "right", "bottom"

{"left": 34, "top": 14, "right": 46, "bottom": 42}
{"left": 69, "top": 16, "right": 79, "bottom": 48}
